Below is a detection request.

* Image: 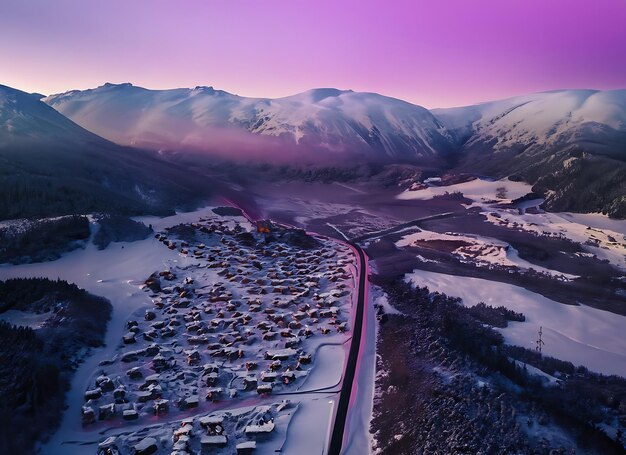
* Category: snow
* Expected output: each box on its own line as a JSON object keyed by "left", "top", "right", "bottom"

{"left": 0, "top": 84, "right": 104, "bottom": 146}
{"left": 396, "top": 229, "right": 577, "bottom": 280}
{"left": 245, "top": 421, "right": 275, "bottom": 434}
{"left": 558, "top": 212, "right": 626, "bottom": 236}
{"left": 511, "top": 359, "right": 560, "bottom": 386}
{"left": 342, "top": 283, "right": 377, "bottom": 455}
{"left": 281, "top": 397, "right": 336, "bottom": 454}
{"left": 397, "top": 177, "right": 533, "bottom": 203}
{"left": 484, "top": 209, "right": 626, "bottom": 271}
{"left": 373, "top": 291, "right": 402, "bottom": 316}
{"left": 298, "top": 343, "right": 344, "bottom": 391}
{"left": 400, "top": 177, "right": 626, "bottom": 272}
{"left": 433, "top": 89, "right": 626, "bottom": 151}
{"left": 406, "top": 269, "right": 626, "bottom": 377}
{"left": 43, "top": 83, "right": 451, "bottom": 159}
{"left": 0, "top": 309, "right": 51, "bottom": 329}
{"left": 0, "top": 205, "right": 362, "bottom": 454}
{"left": 0, "top": 217, "right": 197, "bottom": 453}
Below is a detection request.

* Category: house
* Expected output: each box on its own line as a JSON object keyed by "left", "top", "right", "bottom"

{"left": 236, "top": 441, "right": 257, "bottom": 454}
{"left": 173, "top": 423, "right": 194, "bottom": 442}
{"left": 153, "top": 399, "right": 169, "bottom": 416}
{"left": 98, "top": 403, "right": 116, "bottom": 420}
{"left": 256, "top": 220, "right": 272, "bottom": 234}
{"left": 260, "top": 371, "right": 277, "bottom": 382}
{"left": 185, "top": 349, "right": 201, "bottom": 365}
{"left": 126, "top": 367, "right": 143, "bottom": 380}
{"left": 244, "top": 420, "right": 275, "bottom": 435}
{"left": 244, "top": 375, "right": 258, "bottom": 390}
{"left": 199, "top": 415, "right": 224, "bottom": 433}
{"left": 282, "top": 371, "right": 296, "bottom": 384}
{"left": 96, "top": 375, "right": 114, "bottom": 392}
{"left": 201, "top": 435, "right": 228, "bottom": 448}
{"left": 113, "top": 386, "right": 126, "bottom": 403}
{"left": 133, "top": 437, "right": 158, "bottom": 455}
{"left": 179, "top": 395, "right": 199, "bottom": 410}
{"left": 256, "top": 384, "right": 273, "bottom": 394}
{"left": 85, "top": 388, "right": 102, "bottom": 401}
{"left": 82, "top": 406, "right": 96, "bottom": 425}
{"left": 204, "top": 372, "right": 219, "bottom": 386}
{"left": 97, "top": 437, "right": 120, "bottom": 455}
{"left": 123, "top": 409, "right": 139, "bottom": 421}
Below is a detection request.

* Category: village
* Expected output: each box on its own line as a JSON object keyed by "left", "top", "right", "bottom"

{"left": 76, "top": 209, "right": 356, "bottom": 454}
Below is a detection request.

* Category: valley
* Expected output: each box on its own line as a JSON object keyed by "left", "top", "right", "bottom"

{"left": 1, "top": 82, "right": 625, "bottom": 454}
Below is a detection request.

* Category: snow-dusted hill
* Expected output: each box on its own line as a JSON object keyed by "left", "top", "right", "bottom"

{"left": 44, "top": 83, "right": 453, "bottom": 160}
{"left": 0, "top": 84, "right": 108, "bottom": 147}
{"left": 433, "top": 89, "right": 626, "bottom": 155}
{"left": 0, "top": 85, "right": 210, "bottom": 220}
{"left": 6, "top": 82, "right": 626, "bottom": 217}
{"left": 433, "top": 89, "right": 626, "bottom": 217}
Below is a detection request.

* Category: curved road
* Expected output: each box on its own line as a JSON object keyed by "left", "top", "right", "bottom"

{"left": 223, "top": 199, "right": 370, "bottom": 455}
{"left": 328, "top": 241, "right": 368, "bottom": 455}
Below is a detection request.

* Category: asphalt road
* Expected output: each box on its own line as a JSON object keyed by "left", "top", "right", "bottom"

{"left": 224, "top": 200, "right": 369, "bottom": 454}
{"left": 327, "top": 240, "right": 368, "bottom": 455}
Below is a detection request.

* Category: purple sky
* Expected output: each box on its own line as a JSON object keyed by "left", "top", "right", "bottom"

{"left": 1, "top": 0, "right": 625, "bottom": 108}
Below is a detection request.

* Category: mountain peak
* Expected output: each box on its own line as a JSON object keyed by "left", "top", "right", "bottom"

{"left": 302, "top": 88, "right": 354, "bottom": 102}
{"left": 100, "top": 82, "right": 134, "bottom": 89}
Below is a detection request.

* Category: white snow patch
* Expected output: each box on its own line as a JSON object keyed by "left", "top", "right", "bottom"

{"left": 398, "top": 177, "right": 532, "bottom": 203}
{"left": 0, "top": 309, "right": 51, "bottom": 329}
{"left": 396, "top": 229, "right": 577, "bottom": 280}
{"left": 406, "top": 269, "right": 626, "bottom": 377}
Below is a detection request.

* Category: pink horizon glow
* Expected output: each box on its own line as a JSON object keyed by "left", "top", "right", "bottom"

{"left": 1, "top": 0, "right": 625, "bottom": 108}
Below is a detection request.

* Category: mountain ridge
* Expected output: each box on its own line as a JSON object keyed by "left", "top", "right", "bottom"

{"left": 0, "top": 84, "right": 211, "bottom": 220}
{"left": 4, "top": 82, "right": 626, "bottom": 217}
{"left": 43, "top": 83, "right": 454, "bottom": 161}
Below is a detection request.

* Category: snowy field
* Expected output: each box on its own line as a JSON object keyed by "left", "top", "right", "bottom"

{"left": 396, "top": 229, "right": 578, "bottom": 280}
{"left": 397, "top": 176, "right": 626, "bottom": 272}
{"left": 406, "top": 269, "right": 626, "bottom": 377}
{"left": 398, "top": 177, "right": 533, "bottom": 205}
{"left": 484, "top": 210, "right": 626, "bottom": 272}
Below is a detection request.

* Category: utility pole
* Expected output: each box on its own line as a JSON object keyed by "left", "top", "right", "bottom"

{"left": 535, "top": 326, "right": 545, "bottom": 354}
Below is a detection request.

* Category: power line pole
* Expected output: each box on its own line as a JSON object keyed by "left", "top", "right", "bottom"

{"left": 535, "top": 326, "right": 545, "bottom": 354}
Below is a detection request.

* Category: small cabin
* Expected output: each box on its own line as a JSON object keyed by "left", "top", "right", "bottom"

{"left": 256, "top": 220, "right": 272, "bottom": 234}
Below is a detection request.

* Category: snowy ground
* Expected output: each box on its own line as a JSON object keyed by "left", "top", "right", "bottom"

{"left": 394, "top": 177, "right": 626, "bottom": 378}
{"left": 0, "top": 206, "right": 363, "bottom": 455}
{"left": 484, "top": 209, "right": 626, "bottom": 272}
{"left": 398, "top": 176, "right": 626, "bottom": 273}
{"left": 342, "top": 277, "right": 377, "bottom": 455}
{"left": 0, "top": 308, "right": 52, "bottom": 328}
{"left": 406, "top": 269, "right": 626, "bottom": 377}
{"left": 396, "top": 229, "right": 578, "bottom": 280}
{"left": 398, "top": 177, "right": 533, "bottom": 205}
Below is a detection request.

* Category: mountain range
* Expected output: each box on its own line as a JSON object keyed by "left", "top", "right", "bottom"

{"left": 43, "top": 84, "right": 454, "bottom": 162}
{"left": 2, "top": 82, "right": 625, "bottom": 218}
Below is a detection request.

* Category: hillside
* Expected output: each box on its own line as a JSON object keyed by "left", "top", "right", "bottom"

{"left": 433, "top": 90, "right": 626, "bottom": 217}
{"left": 0, "top": 85, "right": 210, "bottom": 220}
{"left": 44, "top": 83, "right": 453, "bottom": 162}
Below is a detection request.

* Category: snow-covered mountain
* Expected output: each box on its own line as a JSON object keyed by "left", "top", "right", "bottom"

{"left": 0, "top": 84, "right": 107, "bottom": 147}
{"left": 0, "top": 84, "right": 210, "bottom": 220}
{"left": 433, "top": 89, "right": 626, "bottom": 156}
{"left": 8, "top": 82, "right": 626, "bottom": 217}
{"left": 433, "top": 90, "right": 626, "bottom": 217}
{"left": 44, "top": 83, "right": 453, "bottom": 160}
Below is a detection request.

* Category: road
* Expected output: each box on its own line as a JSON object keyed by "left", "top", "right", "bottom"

{"left": 226, "top": 198, "right": 371, "bottom": 454}
{"left": 350, "top": 211, "right": 459, "bottom": 243}
{"left": 327, "top": 240, "right": 368, "bottom": 455}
